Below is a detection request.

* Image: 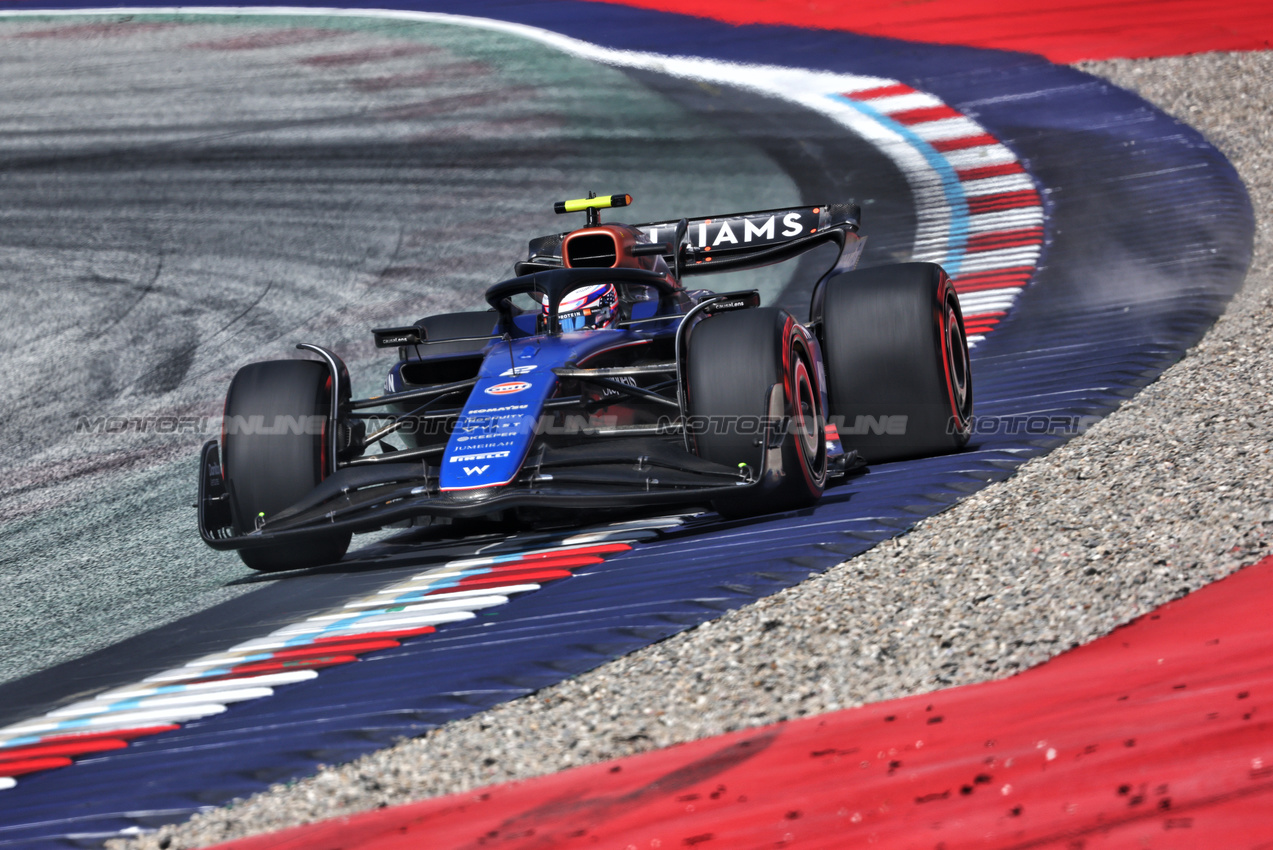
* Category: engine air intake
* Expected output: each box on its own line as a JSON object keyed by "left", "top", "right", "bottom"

{"left": 564, "top": 232, "right": 618, "bottom": 268}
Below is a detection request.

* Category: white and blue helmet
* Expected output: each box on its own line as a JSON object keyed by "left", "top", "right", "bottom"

{"left": 547, "top": 283, "right": 619, "bottom": 332}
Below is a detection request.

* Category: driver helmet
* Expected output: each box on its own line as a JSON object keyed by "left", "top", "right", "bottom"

{"left": 546, "top": 283, "right": 619, "bottom": 332}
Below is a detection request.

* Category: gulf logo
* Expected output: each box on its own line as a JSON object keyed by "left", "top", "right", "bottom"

{"left": 485, "top": 381, "right": 532, "bottom": 396}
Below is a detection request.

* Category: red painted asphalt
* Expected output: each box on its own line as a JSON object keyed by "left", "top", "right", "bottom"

{"left": 587, "top": 0, "right": 1273, "bottom": 62}
{"left": 210, "top": 554, "right": 1273, "bottom": 849}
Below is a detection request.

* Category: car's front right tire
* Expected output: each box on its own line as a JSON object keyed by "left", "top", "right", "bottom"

{"left": 687, "top": 307, "right": 827, "bottom": 518}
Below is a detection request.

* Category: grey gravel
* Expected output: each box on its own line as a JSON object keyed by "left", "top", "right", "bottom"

{"left": 112, "top": 49, "right": 1273, "bottom": 849}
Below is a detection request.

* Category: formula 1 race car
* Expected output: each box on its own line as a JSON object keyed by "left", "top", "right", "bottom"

{"left": 198, "top": 194, "right": 972, "bottom": 571}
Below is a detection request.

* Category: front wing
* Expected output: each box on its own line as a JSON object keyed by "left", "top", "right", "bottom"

{"left": 198, "top": 434, "right": 802, "bottom": 552}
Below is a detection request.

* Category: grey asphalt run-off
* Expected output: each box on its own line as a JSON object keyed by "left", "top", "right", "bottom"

{"left": 0, "top": 14, "right": 831, "bottom": 687}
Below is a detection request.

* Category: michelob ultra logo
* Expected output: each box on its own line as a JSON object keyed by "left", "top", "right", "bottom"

{"left": 485, "top": 381, "right": 532, "bottom": 396}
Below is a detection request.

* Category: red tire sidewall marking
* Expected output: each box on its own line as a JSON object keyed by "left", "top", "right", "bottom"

{"left": 937, "top": 275, "right": 971, "bottom": 436}
{"left": 781, "top": 317, "right": 827, "bottom": 494}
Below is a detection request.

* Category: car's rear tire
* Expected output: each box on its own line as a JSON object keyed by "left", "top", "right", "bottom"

{"left": 222, "top": 360, "right": 351, "bottom": 572}
{"left": 818, "top": 262, "right": 972, "bottom": 463}
{"left": 687, "top": 307, "right": 827, "bottom": 518}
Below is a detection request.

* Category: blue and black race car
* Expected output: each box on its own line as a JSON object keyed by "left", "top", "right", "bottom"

{"left": 198, "top": 194, "right": 972, "bottom": 571}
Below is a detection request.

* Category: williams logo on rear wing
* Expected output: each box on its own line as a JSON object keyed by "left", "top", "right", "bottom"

{"left": 521, "top": 203, "right": 861, "bottom": 277}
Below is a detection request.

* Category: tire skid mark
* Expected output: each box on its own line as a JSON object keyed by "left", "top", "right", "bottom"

{"left": 406, "top": 115, "right": 566, "bottom": 143}
{"left": 375, "top": 86, "right": 537, "bottom": 121}
{"left": 185, "top": 27, "right": 344, "bottom": 50}
{"left": 350, "top": 63, "right": 491, "bottom": 92}
{"left": 8, "top": 21, "right": 178, "bottom": 38}
{"left": 298, "top": 43, "right": 438, "bottom": 66}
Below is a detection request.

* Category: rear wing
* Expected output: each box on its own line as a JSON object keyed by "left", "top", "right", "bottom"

{"left": 519, "top": 203, "right": 861, "bottom": 277}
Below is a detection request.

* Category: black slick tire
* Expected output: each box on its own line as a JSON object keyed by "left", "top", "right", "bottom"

{"left": 817, "top": 262, "right": 972, "bottom": 463}
{"left": 687, "top": 307, "right": 827, "bottom": 518}
{"left": 222, "top": 360, "right": 351, "bottom": 572}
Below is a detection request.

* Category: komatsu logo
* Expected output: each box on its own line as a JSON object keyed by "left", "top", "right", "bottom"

{"left": 466, "top": 404, "right": 529, "bottom": 415}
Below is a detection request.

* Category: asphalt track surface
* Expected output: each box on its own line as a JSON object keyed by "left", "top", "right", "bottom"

{"left": 0, "top": 7, "right": 1253, "bottom": 848}
{"left": 0, "top": 14, "right": 918, "bottom": 690}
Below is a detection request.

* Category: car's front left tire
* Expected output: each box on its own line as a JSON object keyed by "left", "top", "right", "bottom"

{"left": 222, "top": 359, "right": 351, "bottom": 572}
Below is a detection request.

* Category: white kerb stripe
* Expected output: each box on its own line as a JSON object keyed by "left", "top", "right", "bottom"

{"left": 372, "top": 582, "right": 540, "bottom": 600}
{"left": 355, "top": 584, "right": 539, "bottom": 607}
{"left": 958, "top": 247, "right": 1043, "bottom": 274}
{"left": 941, "top": 145, "right": 1018, "bottom": 169}
{"left": 303, "top": 594, "right": 508, "bottom": 624}
{"left": 905, "top": 117, "right": 985, "bottom": 142}
{"left": 958, "top": 291, "right": 1024, "bottom": 312}
{"left": 864, "top": 92, "right": 942, "bottom": 113}
{"left": 959, "top": 173, "right": 1037, "bottom": 196}
{"left": 964, "top": 208, "right": 1045, "bottom": 233}
{"left": 49, "top": 687, "right": 274, "bottom": 718}
{"left": 0, "top": 704, "right": 228, "bottom": 738}
{"left": 98, "top": 670, "right": 318, "bottom": 700}
{"left": 270, "top": 609, "right": 478, "bottom": 638}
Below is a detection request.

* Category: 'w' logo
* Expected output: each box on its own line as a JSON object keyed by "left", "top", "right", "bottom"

{"left": 463, "top": 465, "right": 490, "bottom": 476}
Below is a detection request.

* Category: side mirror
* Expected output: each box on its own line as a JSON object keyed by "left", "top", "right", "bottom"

{"left": 372, "top": 327, "right": 425, "bottom": 348}
{"left": 631, "top": 242, "right": 671, "bottom": 257}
